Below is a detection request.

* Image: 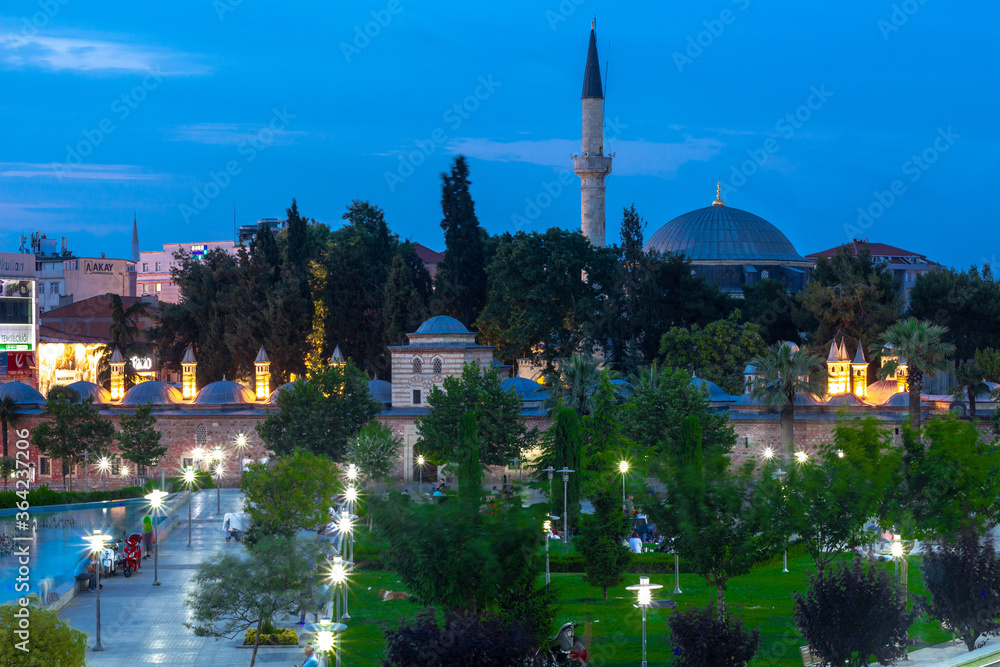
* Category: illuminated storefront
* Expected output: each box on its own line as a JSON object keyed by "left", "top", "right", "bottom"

{"left": 0, "top": 252, "right": 38, "bottom": 385}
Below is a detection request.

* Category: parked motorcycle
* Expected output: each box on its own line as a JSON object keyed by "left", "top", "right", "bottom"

{"left": 531, "top": 622, "right": 588, "bottom": 666}
{"left": 100, "top": 536, "right": 123, "bottom": 576}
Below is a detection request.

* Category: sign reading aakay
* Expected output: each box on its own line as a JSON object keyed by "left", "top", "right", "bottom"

{"left": 84, "top": 260, "right": 117, "bottom": 275}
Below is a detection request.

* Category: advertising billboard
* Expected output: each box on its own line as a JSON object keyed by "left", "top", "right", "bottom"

{"left": 0, "top": 253, "right": 37, "bottom": 363}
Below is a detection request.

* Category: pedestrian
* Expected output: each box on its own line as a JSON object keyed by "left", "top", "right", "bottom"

{"left": 142, "top": 514, "right": 154, "bottom": 559}
{"left": 73, "top": 554, "right": 100, "bottom": 591}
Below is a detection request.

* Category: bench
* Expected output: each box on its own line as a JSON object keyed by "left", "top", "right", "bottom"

{"left": 800, "top": 646, "right": 821, "bottom": 666}
{"left": 76, "top": 579, "right": 89, "bottom": 593}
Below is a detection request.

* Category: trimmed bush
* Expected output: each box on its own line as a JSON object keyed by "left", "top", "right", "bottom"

{"left": 668, "top": 604, "right": 760, "bottom": 667}
{"left": 0, "top": 482, "right": 163, "bottom": 510}
{"left": 244, "top": 627, "right": 298, "bottom": 646}
{"left": 547, "top": 552, "right": 689, "bottom": 574}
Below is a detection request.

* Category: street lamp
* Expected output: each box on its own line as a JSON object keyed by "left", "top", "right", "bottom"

{"left": 761, "top": 446, "right": 775, "bottom": 461}
{"left": 97, "top": 457, "right": 110, "bottom": 492}
{"left": 417, "top": 455, "right": 425, "bottom": 494}
{"left": 144, "top": 489, "right": 169, "bottom": 586}
{"left": 213, "top": 462, "right": 224, "bottom": 514}
{"left": 557, "top": 467, "right": 574, "bottom": 550}
{"left": 120, "top": 464, "right": 130, "bottom": 486}
{"left": 626, "top": 576, "right": 663, "bottom": 667}
{"left": 345, "top": 464, "right": 358, "bottom": 482}
{"left": 794, "top": 451, "right": 809, "bottom": 464}
{"left": 183, "top": 468, "right": 196, "bottom": 548}
{"left": 618, "top": 460, "right": 629, "bottom": 510}
{"left": 336, "top": 512, "right": 355, "bottom": 620}
{"left": 192, "top": 447, "right": 204, "bottom": 471}
{"left": 772, "top": 468, "right": 789, "bottom": 573}
{"left": 544, "top": 515, "right": 559, "bottom": 585}
{"left": 85, "top": 533, "right": 111, "bottom": 652}
{"left": 308, "top": 617, "right": 347, "bottom": 667}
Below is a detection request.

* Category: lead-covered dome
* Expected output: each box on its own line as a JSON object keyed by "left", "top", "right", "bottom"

{"left": 66, "top": 381, "right": 112, "bottom": 404}
{"left": 0, "top": 381, "right": 45, "bottom": 404}
{"left": 644, "top": 204, "right": 809, "bottom": 264}
{"left": 194, "top": 380, "right": 257, "bottom": 405}
{"left": 122, "top": 381, "right": 182, "bottom": 405}
{"left": 414, "top": 316, "right": 472, "bottom": 335}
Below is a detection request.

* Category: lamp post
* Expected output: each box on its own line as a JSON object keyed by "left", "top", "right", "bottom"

{"left": 86, "top": 533, "right": 111, "bottom": 651}
{"left": 618, "top": 460, "right": 629, "bottom": 510}
{"left": 192, "top": 447, "right": 204, "bottom": 472}
{"left": 417, "top": 455, "right": 424, "bottom": 495}
{"left": 557, "top": 467, "right": 573, "bottom": 550}
{"left": 183, "top": 468, "right": 196, "bottom": 548}
{"left": 337, "top": 512, "right": 354, "bottom": 621}
{"left": 120, "top": 464, "right": 130, "bottom": 487}
{"left": 772, "top": 468, "right": 789, "bottom": 573}
{"left": 626, "top": 576, "right": 663, "bottom": 667}
{"left": 308, "top": 617, "right": 346, "bottom": 667}
{"left": 544, "top": 515, "right": 559, "bottom": 586}
{"left": 328, "top": 556, "right": 351, "bottom": 667}
{"left": 672, "top": 541, "right": 682, "bottom": 595}
{"left": 213, "top": 462, "right": 224, "bottom": 515}
{"left": 97, "top": 457, "right": 110, "bottom": 492}
{"left": 144, "top": 489, "right": 168, "bottom": 586}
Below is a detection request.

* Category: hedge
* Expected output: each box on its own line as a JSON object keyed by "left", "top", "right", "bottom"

{"left": 245, "top": 627, "right": 298, "bottom": 645}
{"left": 0, "top": 482, "right": 163, "bottom": 510}
{"left": 547, "top": 551, "right": 694, "bottom": 575}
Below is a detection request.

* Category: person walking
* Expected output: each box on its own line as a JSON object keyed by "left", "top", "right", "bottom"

{"left": 142, "top": 514, "right": 154, "bottom": 559}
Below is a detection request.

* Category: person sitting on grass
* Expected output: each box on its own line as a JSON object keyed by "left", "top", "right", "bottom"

{"left": 73, "top": 554, "right": 101, "bottom": 591}
{"left": 629, "top": 531, "right": 643, "bottom": 554}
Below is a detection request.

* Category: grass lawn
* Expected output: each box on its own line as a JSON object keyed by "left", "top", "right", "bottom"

{"left": 335, "top": 551, "right": 950, "bottom": 666}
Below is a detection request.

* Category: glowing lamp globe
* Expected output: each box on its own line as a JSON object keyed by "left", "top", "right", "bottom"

{"left": 618, "top": 460, "right": 629, "bottom": 474}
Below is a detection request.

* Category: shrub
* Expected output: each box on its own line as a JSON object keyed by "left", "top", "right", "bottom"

{"left": 382, "top": 609, "right": 536, "bottom": 667}
{"left": 668, "top": 604, "right": 760, "bottom": 667}
{"left": 793, "top": 557, "right": 914, "bottom": 667}
{"left": 547, "top": 552, "right": 686, "bottom": 574}
{"left": 0, "top": 604, "right": 88, "bottom": 666}
{"left": 497, "top": 581, "right": 557, "bottom": 645}
{"left": 0, "top": 483, "right": 156, "bottom": 510}
{"left": 244, "top": 627, "right": 298, "bottom": 646}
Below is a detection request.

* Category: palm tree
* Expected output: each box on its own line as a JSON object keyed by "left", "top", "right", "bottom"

{"left": 951, "top": 364, "right": 991, "bottom": 418}
{"left": 748, "top": 342, "right": 824, "bottom": 463}
{"left": 0, "top": 396, "right": 18, "bottom": 491}
{"left": 541, "top": 354, "right": 613, "bottom": 416}
{"left": 873, "top": 318, "right": 955, "bottom": 431}
{"left": 97, "top": 293, "right": 151, "bottom": 390}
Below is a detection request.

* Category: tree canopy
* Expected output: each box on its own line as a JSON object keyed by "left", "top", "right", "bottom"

{"left": 659, "top": 310, "right": 767, "bottom": 395}
{"left": 114, "top": 404, "right": 166, "bottom": 469}
{"left": 32, "top": 394, "right": 115, "bottom": 491}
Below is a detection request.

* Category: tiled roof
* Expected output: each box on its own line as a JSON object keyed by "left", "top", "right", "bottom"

{"left": 805, "top": 240, "right": 937, "bottom": 264}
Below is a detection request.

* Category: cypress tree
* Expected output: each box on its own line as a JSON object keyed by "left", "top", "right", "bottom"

{"left": 383, "top": 253, "right": 428, "bottom": 347}
{"left": 579, "top": 485, "right": 632, "bottom": 600}
{"left": 553, "top": 408, "right": 583, "bottom": 529}
{"left": 457, "top": 412, "right": 482, "bottom": 505}
{"left": 435, "top": 155, "right": 488, "bottom": 327}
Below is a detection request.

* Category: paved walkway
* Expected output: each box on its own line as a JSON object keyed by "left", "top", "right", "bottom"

{"left": 58, "top": 489, "right": 309, "bottom": 666}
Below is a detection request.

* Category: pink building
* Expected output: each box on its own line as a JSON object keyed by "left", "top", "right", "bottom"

{"left": 137, "top": 240, "right": 237, "bottom": 303}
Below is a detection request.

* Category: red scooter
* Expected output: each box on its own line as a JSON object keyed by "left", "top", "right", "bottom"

{"left": 121, "top": 533, "right": 143, "bottom": 577}
{"left": 531, "top": 622, "right": 588, "bottom": 665}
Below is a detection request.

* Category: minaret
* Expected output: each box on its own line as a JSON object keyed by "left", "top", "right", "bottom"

{"left": 254, "top": 346, "right": 271, "bottom": 399}
{"left": 181, "top": 344, "right": 198, "bottom": 399}
{"left": 851, "top": 340, "right": 868, "bottom": 398}
{"left": 573, "top": 21, "right": 613, "bottom": 247}
{"left": 131, "top": 213, "right": 139, "bottom": 263}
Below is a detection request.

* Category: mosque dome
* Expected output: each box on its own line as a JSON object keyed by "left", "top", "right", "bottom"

{"left": 866, "top": 380, "right": 902, "bottom": 406}
{"left": 122, "top": 381, "right": 183, "bottom": 405}
{"left": 0, "top": 381, "right": 45, "bottom": 405}
{"left": 502, "top": 377, "right": 549, "bottom": 402}
{"left": 193, "top": 380, "right": 256, "bottom": 405}
{"left": 66, "top": 381, "right": 112, "bottom": 404}
{"left": 644, "top": 203, "right": 809, "bottom": 264}
{"left": 691, "top": 377, "right": 734, "bottom": 401}
{"left": 413, "top": 316, "right": 472, "bottom": 335}
{"left": 268, "top": 381, "right": 304, "bottom": 404}
{"left": 369, "top": 379, "right": 392, "bottom": 404}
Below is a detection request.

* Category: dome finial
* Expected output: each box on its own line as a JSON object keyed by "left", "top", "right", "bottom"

{"left": 712, "top": 181, "right": 725, "bottom": 207}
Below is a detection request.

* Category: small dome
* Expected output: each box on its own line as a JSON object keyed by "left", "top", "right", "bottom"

{"left": 503, "top": 377, "right": 549, "bottom": 402}
{"left": 779, "top": 341, "right": 800, "bottom": 354}
{"left": 414, "top": 316, "right": 472, "bottom": 335}
{"left": 369, "top": 379, "right": 392, "bottom": 404}
{"left": 885, "top": 392, "right": 913, "bottom": 407}
{"left": 825, "top": 393, "right": 867, "bottom": 407}
{"left": 734, "top": 392, "right": 821, "bottom": 407}
{"left": 66, "top": 381, "right": 112, "bottom": 404}
{"left": 122, "top": 381, "right": 183, "bottom": 405}
{"left": 865, "top": 380, "right": 901, "bottom": 406}
{"left": 194, "top": 380, "right": 257, "bottom": 405}
{"left": 691, "top": 377, "right": 734, "bottom": 401}
{"left": 0, "top": 381, "right": 45, "bottom": 405}
{"left": 268, "top": 381, "right": 304, "bottom": 403}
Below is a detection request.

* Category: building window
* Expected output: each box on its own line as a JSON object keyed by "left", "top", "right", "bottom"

{"left": 432, "top": 358, "right": 442, "bottom": 375}
{"left": 141, "top": 284, "right": 147, "bottom": 294}
{"left": 50, "top": 282, "right": 58, "bottom": 294}
{"left": 155, "top": 262, "right": 161, "bottom": 272}
{"left": 155, "top": 283, "right": 161, "bottom": 293}
{"left": 412, "top": 358, "right": 422, "bottom": 374}
{"left": 39, "top": 457, "right": 50, "bottom": 476}
{"left": 142, "top": 263, "right": 148, "bottom": 272}
{"left": 412, "top": 389, "right": 422, "bottom": 405}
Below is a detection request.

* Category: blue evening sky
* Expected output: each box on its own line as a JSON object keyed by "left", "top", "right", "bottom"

{"left": 0, "top": 1, "right": 995, "bottom": 269}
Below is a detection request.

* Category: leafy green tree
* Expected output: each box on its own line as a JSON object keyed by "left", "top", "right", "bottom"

{"left": 382, "top": 252, "right": 428, "bottom": 346}
{"left": 240, "top": 450, "right": 341, "bottom": 541}
{"left": 457, "top": 412, "right": 482, "bottom": 505}
{"left": 779, "top": 417, "right": 899, "bottom": 573}
{"left": 186, "top": 535, "right": 321, "bottom": 667}
{"left": 416, "top": 362, "right": 529, "bottom": 466}
{"left": 477, "top": 228, "right": 618, "bottom": 365}
{"left": 909, "top": 264, "right": 1000, "bottom": 361}
{"left": 541, "top": 354, "right": 608, "bottom": 416}
{"left": 873, "top": 318, "right": 955, "bottom": 431}
{"left": 0, "top": 604, "right": 87, "bottom": 666}
{"left": 793, "top": 558, "right": 914, "bottom": 667}
{"left": 898, "top": 418, "right": 1000, "bottom": 539}
{"left": 918, "top": 535, "right": 1000, "bottom": 652}
{"left": 114, "top": 404, "right": 166, "bottom": 471}
{"left": 659, "top": 310, "right": 768, "bottom": 395}
{"left": 741, "top": 277, "right": 801, "bottom": 346}
{"left": 796, "top": 242, "right": 903, "bottom": 346}
{"left": 668, "top": 604, "right": 761, "bottom": 667}
{"left": 747, "top": 343, "right": 824, "bottom": 462}
{"left": 578, "top": 485, "right": 631, "bottom": 600}
{"left": 256, "top": 361, "right": 381, "bottom": 461}
{"left": 621, "top": 363, "right": 736, "bottom": 464}
{"left": 97, "top": 293, "right": 150, "bottom": 390}
{"left": 434, "top": 155, "right": 489, "bottom": 327}
{"left": 350, "top": 421, "right": 400, "bottom": 485}
{"left": 657, "top": 428, "right": 776, "bottom": 617}
{"left": 372, "top": 497, "right": 543, "bottom": 611}
{"left": 0, "top": 396, "right": 19, "bottom": 491}
{"left": 32, "top": 394, "right": 114, "bottom": 491}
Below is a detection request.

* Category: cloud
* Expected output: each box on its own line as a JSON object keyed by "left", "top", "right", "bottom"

{"left": 1, "top": 33, "right": 212, "bottom": 75}
{"left": 167, "top": 123, "right": 307, "bottom": 146}
{"left": 0, "top": 163, "right": 157, "bottom": 181}
{"left": 445, "top": 136, "right": 723, "bottom": 178}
